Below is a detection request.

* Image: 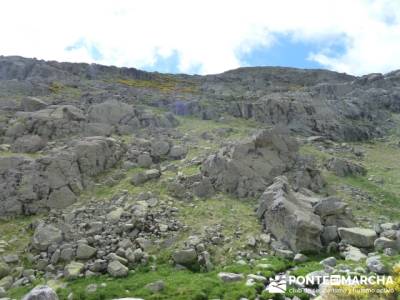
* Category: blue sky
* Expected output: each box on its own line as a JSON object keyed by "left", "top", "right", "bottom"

{"left": 238, "top": 34, "right": 347, "bottom": 70}
{"left": 64, "top": 33, "right": 349, "bottom": 73}
{"left": 1, "top": 0, "right": 400, "bottom": 75}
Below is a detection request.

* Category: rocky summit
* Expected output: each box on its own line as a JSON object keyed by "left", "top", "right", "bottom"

{"left": 0, "top": 56, "right": 399, "bottom": 300}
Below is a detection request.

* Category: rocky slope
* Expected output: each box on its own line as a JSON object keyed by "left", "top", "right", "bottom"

{"left": 0, "top": 56, "right": 399, "bottom": 300}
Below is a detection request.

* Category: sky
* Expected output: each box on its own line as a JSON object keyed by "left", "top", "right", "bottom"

{"left": 1, "top": 0, "right": 400, "bottom": 75}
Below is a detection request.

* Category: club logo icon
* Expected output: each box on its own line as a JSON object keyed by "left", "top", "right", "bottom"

{"left": 266, "top": 274, "right": 287, "bottom": 293}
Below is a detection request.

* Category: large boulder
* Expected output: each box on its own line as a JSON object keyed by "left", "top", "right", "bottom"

{"left": 151, "top": 140, "right": 170, "bottom": 157}
{"left": 47, "top": 186, "right": 77, "bottom": 209}
{"left": 172, "top": 249, "right": 197, "bottom": 266}
{"left": 256, "top": 176, "right": 323, "bottom": 252}
{"left": 169, "top": 145, "right": 188, "bottom": 159}
{"left": 338, "top": 227, "right": 377, "bottom": 248}
{"left": 374, "top": 237, "right": 397, "bottom": 251}
{"left": 107, "top": 260, "right": 129, "bottom": 277}
{"left": 32, "top": 223, "right": 63, "bottom": 251}
{"left": 11, "top": 135, "right": 46, "bottom": 153}
{"left": 313, "top": 197, "right": 355, "bottom": 228}
{"left": 326, "top": 157, "right": 367, "bottom": 177}
{"left": 20, "top": 97, "right": 48, "bottom": 112}
{"left": 88, "top": 100, "right": 134, "bottom": 125}
{"left": 201, "top": 129, "right": 301, "bottom": 197}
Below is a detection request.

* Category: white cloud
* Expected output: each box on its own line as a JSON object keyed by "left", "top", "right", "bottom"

{"left": 0, "top": 0, "right": 400, "bottom": 75}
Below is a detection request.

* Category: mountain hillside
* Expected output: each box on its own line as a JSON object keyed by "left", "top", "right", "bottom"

{"left": 0, "top": 56, "right": 399, "bottom": 300}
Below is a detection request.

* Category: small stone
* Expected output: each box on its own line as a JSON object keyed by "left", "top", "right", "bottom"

{"left": 218, "top": 272, "right": 244, "bottom": 282}
{"left": 0, "top": 275, "right": 13, "bottom": 290}
{"left": 137, "top": 154, "right": 152, "bottom": 168}
{"left": 64, "top": 262, "right": 84, "bottom": 280}
{"left": 293, "top": 253, "right": 308, "bottom": 263}
{"left": 145, "top": 280, "right": 165, "bottom": 293}
{"left": 60, "top": 248, "right": 74, "bottom": 262}
{"left": 275, "top": 248, "right": 294, "bottom": 259}
{"left": 159, "top": 224, "right": 168, "bottom": 232}
{"left": 320, "top": 257, "right": 337, "bottom": 267}
{"left": 86, "top": 284, "right": 98, "bottom": 293}
{"left": 366, "top": 256, "right": 388, "bottom": 275}
{"left": 107, "top": 207, "right": 124, "bottom": 222}
{"left": 374, "top": 237, "right": 396, "bottom": 251}
{"left": 76, "top": 244, "right": 97, "bottom": 260}
{"left": 247, "top": 274, "right": 266, "bottom": 282}
{"left": 0, "top": 287, "right": 5, "bottom": 297}
{"left": 131, "top": 172, "right": 147, "bottom": 185}
{"left": 144, "top": 169, "right": 161, "bottom": 180}
{"left": 172, "top": 249, "right": 197, "bottom": 266}
{"left": 246, "top": 236, "right": 257, "bottom": 247}
{"left": 383, "top": 248, "right": 397, "bottom": 256}
{"left": 0, "top": 262, "right": 9, "bottom": 279}
{"left": 107, "top": 261, "right": 129, "bottom": 278}
{"left": 22, "top": 285, "right": 58, "bottom": 300}
{"left": 343, "top": 246, "right": 367, "bottom": 262}
{"left": 2, "top": 254, "right": 19, "bottom": 264}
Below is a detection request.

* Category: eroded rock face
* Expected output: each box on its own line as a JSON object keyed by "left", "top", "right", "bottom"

{"left": 201, "top": 129, "right": 323, "bottom": 197}
{"left": 87, "top": 100, "right": 179, "bottom": 135}
{"left": 0, "top": 136, "right": 126, "bottom": 216}
{"left": 5, "top": 105, "right": 86, "bottom": 142}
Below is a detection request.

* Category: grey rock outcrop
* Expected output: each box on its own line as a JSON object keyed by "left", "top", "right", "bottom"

{"left": 87, "top": 100, "right": 179, "bottom": 135}
{"left": 3, "top": 56, "right": 400, "bottom": 142}
{"left": 257, "top": 176, "right": 323, "bottom": 252}
{"left": 257, "top": 176, "right": 355, "bottom": 252}
{"left": 202, "top": 129, "right": 323, "bottom": 197}
{"left": 5, "top": 105, "right": 85, "bottom": 141}
{"left": 0, "top": 136, "right": 126, "bottom": 216}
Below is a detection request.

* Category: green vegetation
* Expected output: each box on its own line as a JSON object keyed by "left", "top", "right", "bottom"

{"left": 0, "top": 215, "right": 38, "bottom": 254}
{"left": 48, "top": 81, "right": 81, "bottom": 98}
{"left": 300, "top": 136, "right": 400, "bottom": 222}
{"left": 10, "top": 255, "right": 373, "bottom": 300}
{"left": 178, "top": 195, "right": 261, "bottom": 265}
{"left": 8, "top": 257, "right": 296, "bottom": 300}
{"left": 0, "top": 150, "right": 43, "bottom": 159}
{"left": 115, "top": 76, "right": 198, "bottom": 94}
